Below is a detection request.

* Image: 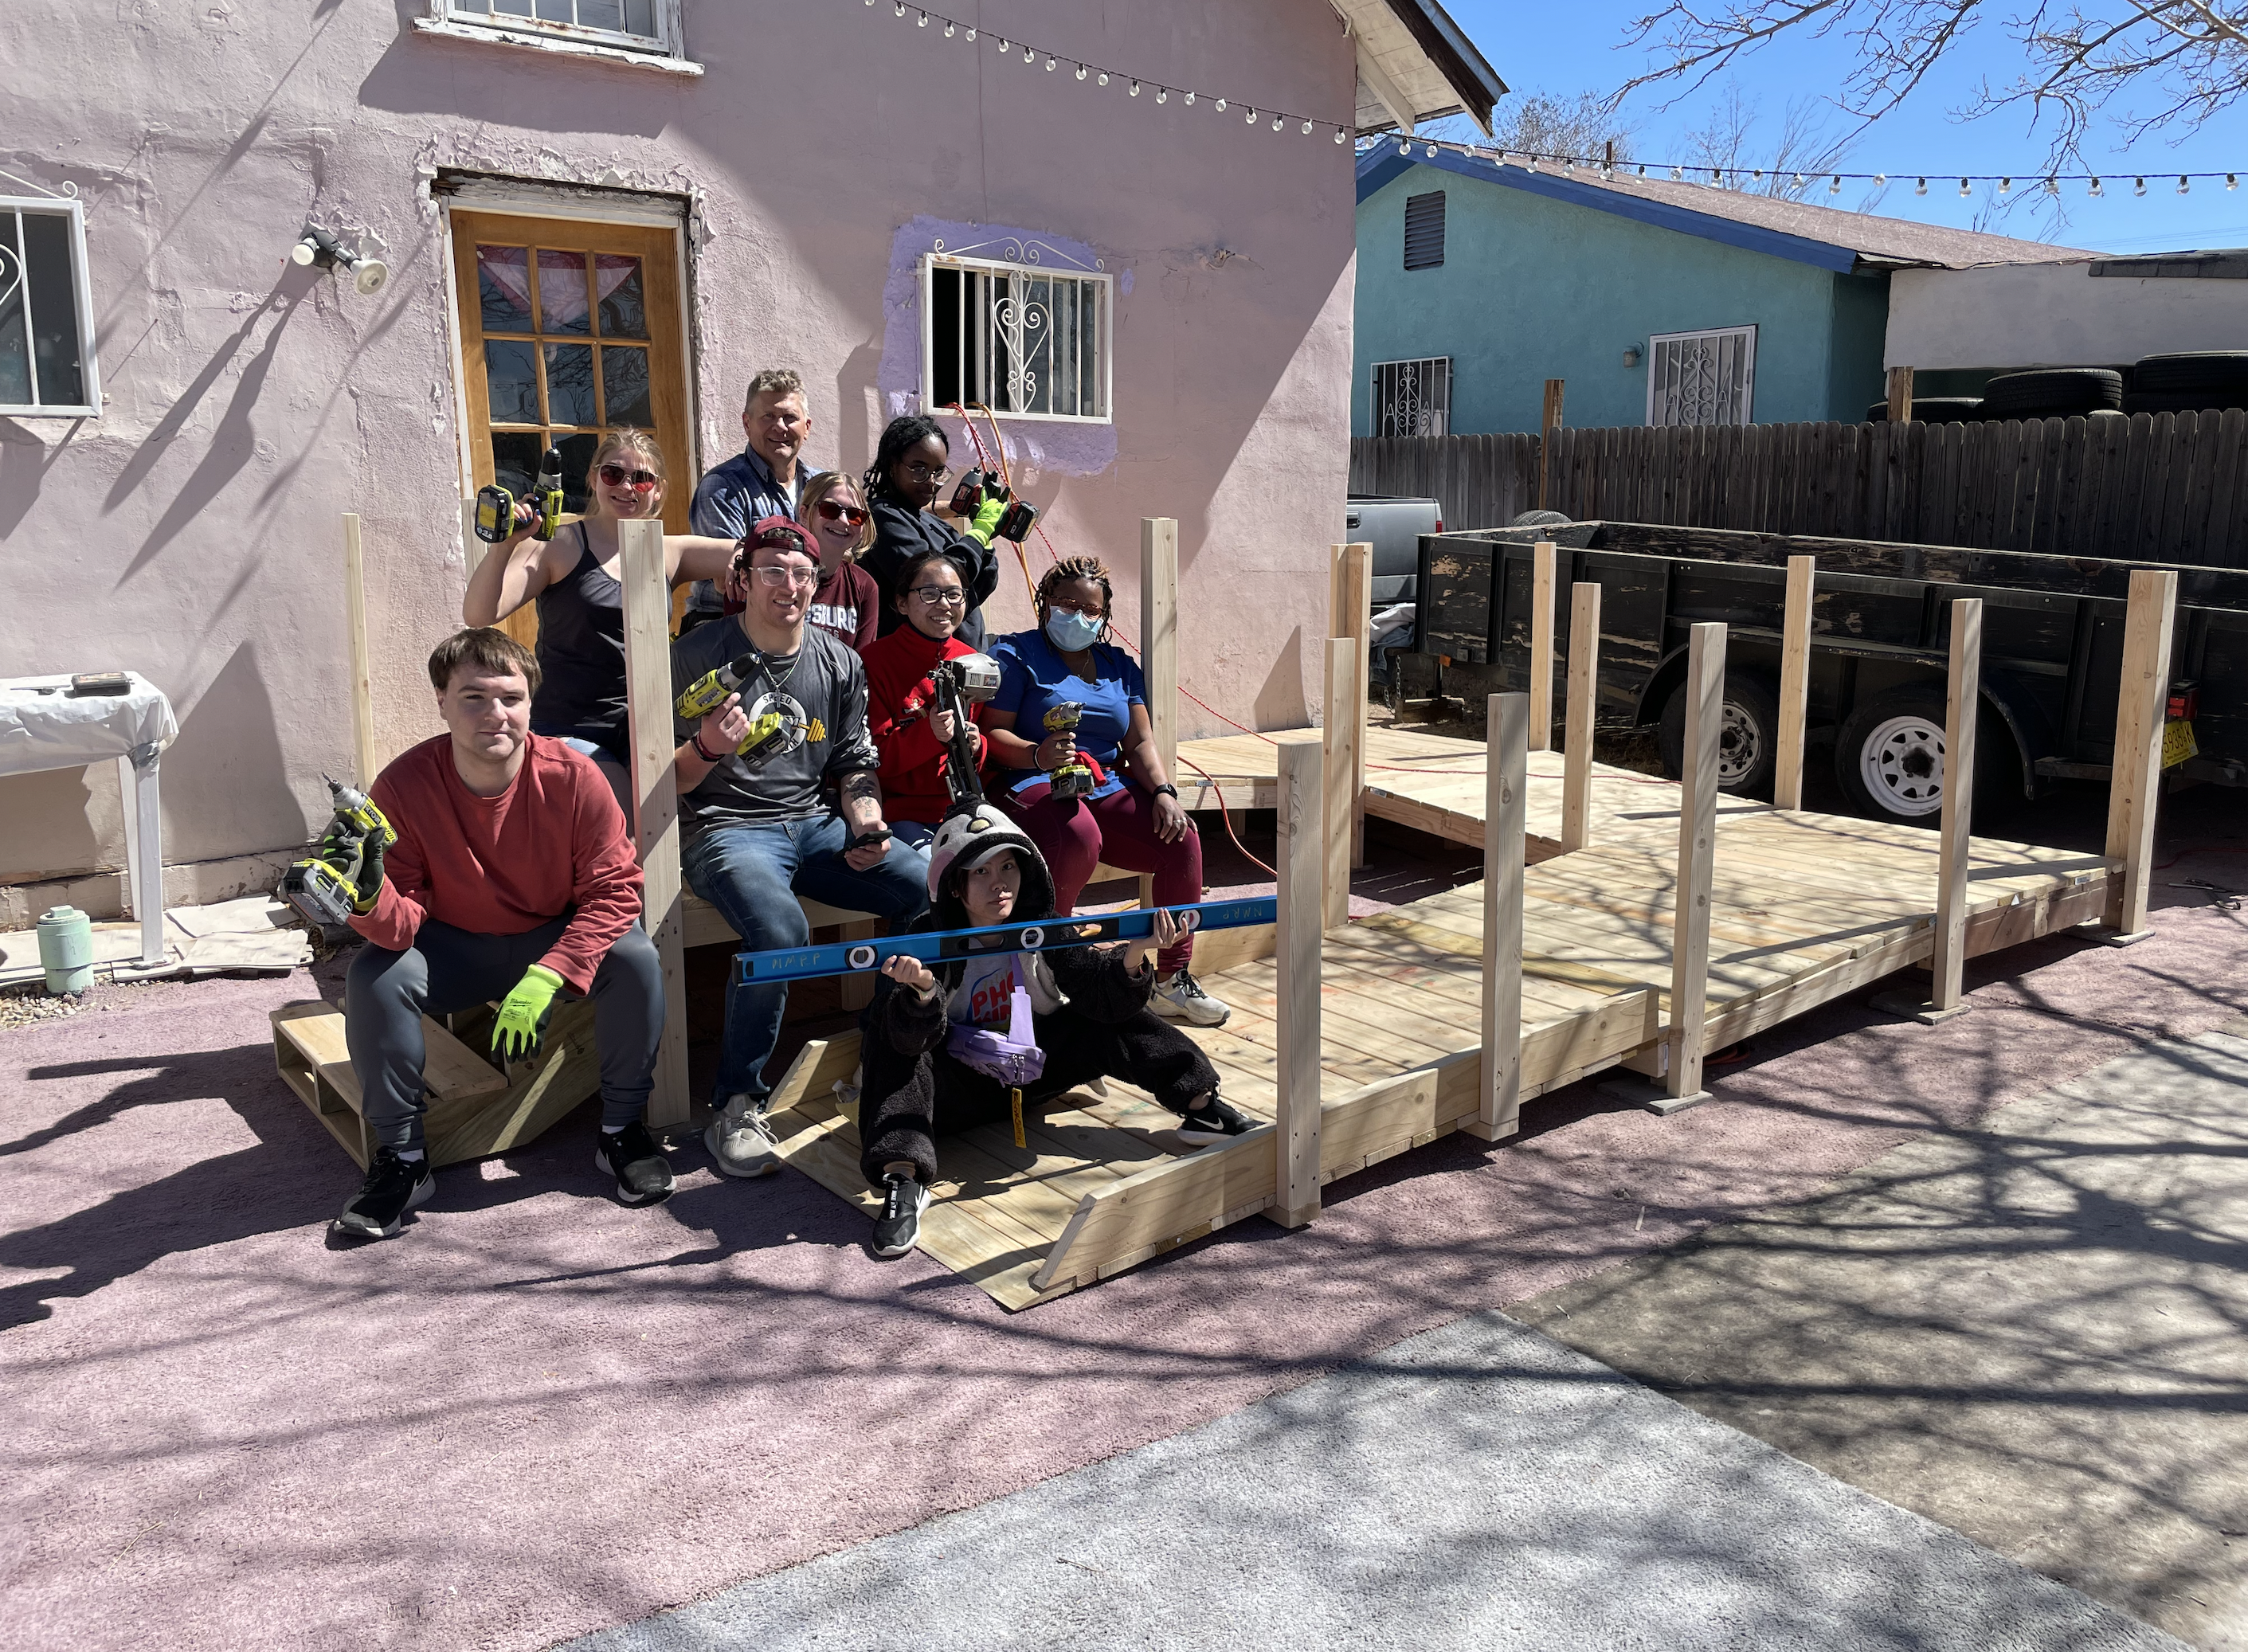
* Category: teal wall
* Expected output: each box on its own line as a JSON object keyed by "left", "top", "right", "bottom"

{"left": 1353, "top": 164, "right": 1893, "bottom": 436}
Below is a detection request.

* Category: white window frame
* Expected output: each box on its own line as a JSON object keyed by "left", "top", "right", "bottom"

{"left": 1370, "top": 356, "right": 1451, "bottom": 437}
{"left": 1645, "top": 325, "right": 1757, "bottom": 428}
{"left": 414, "top": 0, "right": 702, "bottom": 76}
{"left": 0, "top": 196, "right": 100, "bottom": 419}
{"left": 918, "top": 252, "right": 1114, "bottom": 426}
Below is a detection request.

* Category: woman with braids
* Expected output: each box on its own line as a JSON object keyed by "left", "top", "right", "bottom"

{"left": 464, "top": 429, "right": 742, "bottom": 816}
{"left": 859, "top": 413, "right": 1004, "bottom": 652}
{"left": 983, "top": 556, "right": 1232, "bottom": 1027}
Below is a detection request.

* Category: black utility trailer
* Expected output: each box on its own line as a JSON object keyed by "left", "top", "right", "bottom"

{"left": 1404, "top": 521, "right": 2248, "bottom": 825}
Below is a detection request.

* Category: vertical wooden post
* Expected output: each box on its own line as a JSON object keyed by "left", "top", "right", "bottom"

{"left": 1886, "top": 366, "right": 1916, "bottom": 425}
{"left": 1270, "top": 739, "right": 1323, "bottom": 1227}
{"left": 1656, "top": 621, "right": 1724, "bottom": 1114}
{"left": 1930, "top": 597, "right": 1984, "bottom": 1011}
{"left": 2100, "top": 568, "right": 2179, "bottom": 940}
{"left": 1322, "top": 637, "right": 1360, "bottom": 930}
{"left": 1528, "top": 540, "right": 1557, "bottom": 751}
{"left": 1329, "top": 541, "right": 1373, "bottom": 867}
{"left": 619, "top": 519, "right": 691, "bottom": 1129}
{"left": 1465, "top": 691, "right": 1527, "bottom": 1142}
{"left": 1560, "top": 581, "right": 1600, "bottom": 854}
{"left": 1537, "top": 378, "right": 1565, "bottom": 511}
{"left": 1773, "top": 554, "right": 1815, "bottom": 811}
{"left": 1141, "top": 518, "right": 1179, "bottom": 911}
{"left": 343, "top": 513, "right": 378, "bottom": 791}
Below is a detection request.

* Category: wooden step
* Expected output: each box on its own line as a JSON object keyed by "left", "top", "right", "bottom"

{"left": 272, "top": 999, "right": 511, "bottom": 1169}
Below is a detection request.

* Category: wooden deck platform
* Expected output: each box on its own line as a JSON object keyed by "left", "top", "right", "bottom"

{"left": 1172, "top": 726, "right": 1764, "bottom": 858}
{"left": 762, "top": 765, "right": 2117, "bottom": 1310}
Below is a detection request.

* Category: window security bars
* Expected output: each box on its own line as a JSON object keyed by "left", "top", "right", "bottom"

{"left": 922, "top": 248, "right": 1112, "bottom": 424}
{"left": 1372, "top": 357, "right": 1451, "bottom": 438}
{"left": 1646, "top": 326, "right": 1756, "bottom": 427}
{"left": 0, "top": 198, "right": 99, "bottom": 417}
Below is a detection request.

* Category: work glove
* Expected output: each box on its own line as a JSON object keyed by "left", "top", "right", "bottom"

{"left": 316, "top": 820, "right": 386, "bottom": 914}
{"left": 963, "top": 495, "right": 1007, "bottom": 547}
{"left": 492, "top": 964, "right": 565, "bottom": 1061}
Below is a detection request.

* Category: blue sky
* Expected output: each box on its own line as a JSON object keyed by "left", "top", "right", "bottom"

{"left": 1439, "top": 0, "right": 2248, "bottom": 252}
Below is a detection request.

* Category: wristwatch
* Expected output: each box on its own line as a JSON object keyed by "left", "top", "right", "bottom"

{"left": 1151, "top": 782, "right": 1179, "bottom": 800}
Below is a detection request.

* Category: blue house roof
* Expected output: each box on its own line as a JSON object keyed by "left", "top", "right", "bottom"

{"left": 1355, "top": 147, "right": 2086, "bottom": 273}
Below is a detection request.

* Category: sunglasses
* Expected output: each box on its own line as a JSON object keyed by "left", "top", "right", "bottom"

{"left": 597, "top": 463, "right": 660, "bottom": 490}
{"left": 815, "top": 499, "right": 868, "bottom": 527}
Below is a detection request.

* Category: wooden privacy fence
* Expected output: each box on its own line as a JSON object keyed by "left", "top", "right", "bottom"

{"left": 1349, "top": 409, "right": 2248, "bottom": 571}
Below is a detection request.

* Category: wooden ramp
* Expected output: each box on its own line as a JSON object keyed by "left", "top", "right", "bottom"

{"left": 1173, "top": 726, "right": 1764, "bottom": 858}
{"left": 763, "top": 781, "right": 2116, "bottom": 1310}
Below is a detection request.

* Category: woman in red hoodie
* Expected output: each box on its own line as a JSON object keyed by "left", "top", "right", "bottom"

{"left": 863, "top": 547, "right": 988, "bottom": 845}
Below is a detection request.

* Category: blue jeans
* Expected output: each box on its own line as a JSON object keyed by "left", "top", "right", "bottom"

{"left": 681, "top": 812, "right": 930, "bottom": 1106}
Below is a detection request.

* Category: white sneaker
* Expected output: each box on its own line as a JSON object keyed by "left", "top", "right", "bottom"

{"left": 705, "top": 1094, "right": 780, "bottom": 1178}
{"left": 1151, "top": 969, "right": 1230, "bottom": 1027}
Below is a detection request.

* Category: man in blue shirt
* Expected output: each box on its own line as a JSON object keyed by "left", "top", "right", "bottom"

{"left": 686, "top": 368, "right": 819, "bottom": 625}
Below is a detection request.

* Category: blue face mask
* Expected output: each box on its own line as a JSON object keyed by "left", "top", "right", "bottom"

{"left": 1045, "top": 609, "right": 1103, "bottom": 652}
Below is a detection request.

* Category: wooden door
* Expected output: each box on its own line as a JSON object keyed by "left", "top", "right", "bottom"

{"left": 449, "top": 210, "right": 693, "bottom": 646}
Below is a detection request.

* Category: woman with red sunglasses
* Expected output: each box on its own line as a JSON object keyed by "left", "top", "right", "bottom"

{"left": 464, "top": 428, "right": 739, "bottom": 812}
{"left": 785, "top": 470, "right": 881, "bottom": 652}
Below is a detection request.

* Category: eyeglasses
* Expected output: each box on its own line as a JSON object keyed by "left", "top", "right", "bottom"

{"left": 597, "top": 464, "right": 660, "bottom": 490}
{"left": 750, "top": 565, "right": 820, "bottom": 589}
{"left": 903, "top": 460, "right": 950, "bottom": 482}
{"left": 1048, "top": 597, "right": 1105, "bottom": 617}
{"left": 815, "top": 499, "right": 868, "bottom": 527}
{"left": 909, "top": 585, "right": 967, "bottom": 607}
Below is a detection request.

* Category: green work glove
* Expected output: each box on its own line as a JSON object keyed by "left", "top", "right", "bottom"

{"left": 964, "top": 495, "right": 1007, "bottom": 546}
{"left": 316, "top": 822, "right": 386, "bottom": 914}
{"left": 492, "top": 964, "right": 565, "bottom": 1061}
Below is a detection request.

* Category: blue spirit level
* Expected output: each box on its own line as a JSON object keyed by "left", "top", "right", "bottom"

{"left": 732, "top": 897, "right": 1279, "bottom": 987}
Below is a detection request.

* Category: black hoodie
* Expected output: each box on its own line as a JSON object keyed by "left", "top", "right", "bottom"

{"left": 863, "top": 497, "right": 1001, "bottom": 652}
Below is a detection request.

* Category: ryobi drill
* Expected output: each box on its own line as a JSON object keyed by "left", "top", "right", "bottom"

{"left": 946, "top": 469, "right": 1040, "bottom": 543}
{"left": 929, "top": 651, "right": 1002, "bottom": 812}
{"left": 1042, "top": 702, "right": 1096, "bottom": 800}
{"left": 674, "top": 653, "right": 792, "bottom": 765}
{"left": 473, "top": 446, "right": 566, "bottom": 545}
{"left": 280, "top": 777, "right": 396, "bottom": 927}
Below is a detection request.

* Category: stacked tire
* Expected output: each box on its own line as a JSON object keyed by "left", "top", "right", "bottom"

{"left": 1976, "top": 366, "right": 2124, "bottom": 421}
{"left": 2124, "top": 352, "right": 2248, "bottom": 416}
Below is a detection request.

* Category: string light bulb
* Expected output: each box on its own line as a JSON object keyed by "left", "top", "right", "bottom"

{"left": 1097, "top": 70, "right": 1108, "bottom": 84}
{"left": 1335, "top": 127, "right": 1347, "bottom": 143}
{"left": 1303, "top": 119, "right": 1314, "bottom": 134}
{"left": 1184, "top": 92, "right": 1194, "bottom": 105}
{"left": 916, "top": 8, "right": 927, "bottom": 23}
{"left": 1155, "top": 87, "right": 1167, "bottom": 103}
{"left": 1245, "top": 107, "right": 1257, "bottom": 123}
{"left": 894, "top": 2, "right": 905, "bottom": 14}
{"left": 1074, "top": 62, "right": 1085, "bottom": 78}
{"left": 1958, "top": 177, "right": 1971, "bottom": 196}
{"left": 995, "top": 36, "right": 1007, "bottom": 50}
{"left": 1671, "top": 166, "right": 1682, "bottom": 180}
{"left": 1423, "top": 139, "right": 1435, "bottom": 154}
{"left": 1129, "top": 79, "right": 1141, "bottom": 96}
{"left": 2179, "top": 175, "right": 2191, "bottom": 194}
{"left": 2134, "top": 177, "right": 2147, "bottom": 195}
{"left": 963, "top": 25, "right": 974, "bottom": 39}
{"left": 1874, "top": 174, "right": 1886, "bottom": 186}
{"left": 2044, "top": 176, "right": 2058, "bottom": 195}
{"left": 943, "top": 19, "right": 954, "bottom": 35}
{"left": 1915, "top": 177, "right": 1927, "bottom": 194}
{"left": 1215, "top": 98, "right": 1226, "bottom": 112}
{"left": 1043, "top": 53, "right": 1055, "bottom": 69}
{"left": 1998, "top": 177, "right": 2011, "bottom": 194}
{"left": 1023, "top": 45, "right": 1035, "bottom": 62}
{"left": 1829, "top": 174, "right": 1842, "bottom": 194}
{"left": 1276, "top": 116, "right": 1287, "bottom": 131}
{"left": 2230, "top": 174, "right": 2239, "bottom": 190}
{"left": 1792, "top": 172, "right": 1804, "bottom": 188}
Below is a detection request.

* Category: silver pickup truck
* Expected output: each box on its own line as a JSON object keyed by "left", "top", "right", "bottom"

{"left": 1344, "top": 493, "right": 1440, "bottom": 703}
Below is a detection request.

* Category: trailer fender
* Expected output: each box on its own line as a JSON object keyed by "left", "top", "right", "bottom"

{"left": 1975, "top": 671, "right": 2057, "bottom": 804}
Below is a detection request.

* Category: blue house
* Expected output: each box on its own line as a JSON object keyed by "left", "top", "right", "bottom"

{"left": 1353, "top": 147, "right": 2078, "bottom": 436}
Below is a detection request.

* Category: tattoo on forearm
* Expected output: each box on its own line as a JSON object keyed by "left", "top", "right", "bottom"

{"left": 841, "top": 770, "right": 881, "bottom": 807}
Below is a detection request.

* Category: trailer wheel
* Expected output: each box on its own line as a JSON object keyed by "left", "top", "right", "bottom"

{"left": 1659, "top": 671, "right": 1780, "bottom": 797}
{"left": 1835, "top": 687, "right": 1959, "bottom": 823}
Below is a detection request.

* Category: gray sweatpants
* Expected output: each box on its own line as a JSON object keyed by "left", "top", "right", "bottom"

{"left": 344, "top": 917, "right": 663, "bottom": 1150}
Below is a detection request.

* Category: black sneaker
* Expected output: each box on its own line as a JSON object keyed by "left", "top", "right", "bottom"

{"left": 334, "top": 1147, "right": 434, "bottom": 1240}
{"left": 1175, "top": 1094, "right": 1255, "bottom": 1145}
{"left": 597, "top": 1121, "right": 676, "bottom": 1207}
{"left": 871, "top": 1172, "right": 930, "bottom": 1259}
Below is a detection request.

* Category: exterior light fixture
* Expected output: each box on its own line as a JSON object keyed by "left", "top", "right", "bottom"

{"left": 1623, "top": 346, "right": 1642, "bottom": 368}
{"left": 290, "top": 224, "right": 387, "bottom": 296}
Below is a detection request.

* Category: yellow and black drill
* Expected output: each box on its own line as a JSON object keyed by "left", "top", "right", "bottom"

{"left": 674, "top": 654, "right": 793, "bottom": 766}
{"left": 280, "top": 777, "right": 396, "bottom": 927}
{"left": 472, "top": 446, "right": 566, "bottom": 545}
{"left": 1044, "top": 702, "right": 1096, "bottom": 800}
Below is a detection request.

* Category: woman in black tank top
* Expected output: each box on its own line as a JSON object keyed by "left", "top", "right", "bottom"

{"left": 463, "top": 430, "right": 739, "bottom": 812}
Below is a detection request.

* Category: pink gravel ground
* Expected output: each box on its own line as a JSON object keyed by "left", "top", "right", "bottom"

{"left": 3, "top": 799, "right": 2244, "bottom": 1652}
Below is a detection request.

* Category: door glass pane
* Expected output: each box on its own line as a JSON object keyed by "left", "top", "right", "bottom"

{"left": 602, "top": 345, "right": 652, "bottom": 426}
{"left": 485, "top": 339, "right": 540, "bottom": 424}
{"left": 595, "top": 254, "right": 646, "bottom": 337}
{"left": 490, "top": 430, "right": 543, "bottom": 497}
{"left": 536, "top": 248, "right": 591, "bottom": 334}
{"left": 555, "top": 431, "right": 600, "bottom": 514}
{"left": 23, "top": 214, "right": 84, "bottom": 406}
{"left": 544, "top": 343, "right": 596, "bottom": 425}
{"left": 477, "top": 245, "right": 531, "bottom": 331}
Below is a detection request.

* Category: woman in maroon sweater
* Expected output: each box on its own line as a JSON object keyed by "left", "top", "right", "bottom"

{"left": 862, "top": 547, "right": 989, "bottom": 843}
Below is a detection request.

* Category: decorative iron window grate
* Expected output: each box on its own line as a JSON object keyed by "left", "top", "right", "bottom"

{"left": 429, "top": 0, "right": 679, "bottom": 55}
{"left": 922, "top": 243, "right": 1112, "bottom": 424}
{"left": 1371, "top": 357, "right": 1451, "bottom": 436}
{"left": 1646, "top": 326, "right": 1756, "bottom": 427}
{"left": 1404, "top": 191, "right": 1447, "bottom": 270}
{"left": 0, "top": 195, "right": 100, "bottom": 418}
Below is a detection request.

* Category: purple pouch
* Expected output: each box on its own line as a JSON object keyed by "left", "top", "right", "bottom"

{"left": 946, "top": 981, "right": 1047, "bottom": 1086}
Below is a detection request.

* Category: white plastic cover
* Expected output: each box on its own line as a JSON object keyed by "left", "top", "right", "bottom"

{"left": 0, "top": 672, "right": 178, "bottom": 778}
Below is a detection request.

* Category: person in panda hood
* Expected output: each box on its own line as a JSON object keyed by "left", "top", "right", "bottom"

{"left": 857, "top": 804, "right": 1255, "bottom": 1259}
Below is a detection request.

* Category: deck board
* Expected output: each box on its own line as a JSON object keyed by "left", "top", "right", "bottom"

{"left": 763, "top": 734, "right": 2120, "bottom": 1310}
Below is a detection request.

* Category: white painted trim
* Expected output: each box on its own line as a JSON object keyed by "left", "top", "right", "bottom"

{"left": 412, "top": 15, "right": 703, "bottom": 76}
{"left": 1356, "top": 43, "right": 1417, "bottom": 138}
{"left": 439, "top": 175, "right": 691, "bottom": 229}
{"left": 0, "top": 197, "right": 100, "bottom": 418}
{"left": 920, "top": 252, "right": 1116, "bottom": 426}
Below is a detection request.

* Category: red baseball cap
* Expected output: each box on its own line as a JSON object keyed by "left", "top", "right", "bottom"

{"left": 741, "top": 514, "right": 816, "bottom": 559}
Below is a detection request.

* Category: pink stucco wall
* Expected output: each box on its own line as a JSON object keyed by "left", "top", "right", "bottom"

{"left": 0, "top": 2, "right": 1357, "bottom": 887}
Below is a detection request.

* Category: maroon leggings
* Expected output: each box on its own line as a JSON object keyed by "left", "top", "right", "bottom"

{"left": 1001, "top": 785, "right": 1202, "bottom": 973}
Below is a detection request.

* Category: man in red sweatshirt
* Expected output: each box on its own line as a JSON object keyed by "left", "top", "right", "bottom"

{"left": 329, "top": 627, "right": 671, "bottom": 1241}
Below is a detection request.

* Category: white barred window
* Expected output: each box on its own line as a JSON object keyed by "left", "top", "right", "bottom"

{"left": 1371, "top": 357, "right": 1450, "bottom": 437}
{"left": 922, "top": 249, "right": 1113, "bottom": 424}
{"left": 1647, "top": 326, "right": 1756, "bottom": 427}
{"left": 0, "top": 195, "right": 100, "bottom": 418}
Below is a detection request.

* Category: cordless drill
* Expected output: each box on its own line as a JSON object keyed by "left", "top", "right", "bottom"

{"left": 930, "top": 651, "right": 1002, "bottom": 810}
{"left": 1043, "top": 702, "right": 1095, "bottom": 800}
{"left": 279, "top": 777, "right": 396, "bottom": 927}
{"left": 675, "top": 654, "right": 761, "bottom": 721}
{"left": 473, "top": 446, "right": 566, "bottom": 544}
{"left": 947, "top": 469, "right": 1038, "bottom": 542}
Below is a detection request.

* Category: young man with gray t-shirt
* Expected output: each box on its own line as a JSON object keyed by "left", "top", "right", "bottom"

{"left": 672, "top": 516, "right": 930, "bottom": 1177}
